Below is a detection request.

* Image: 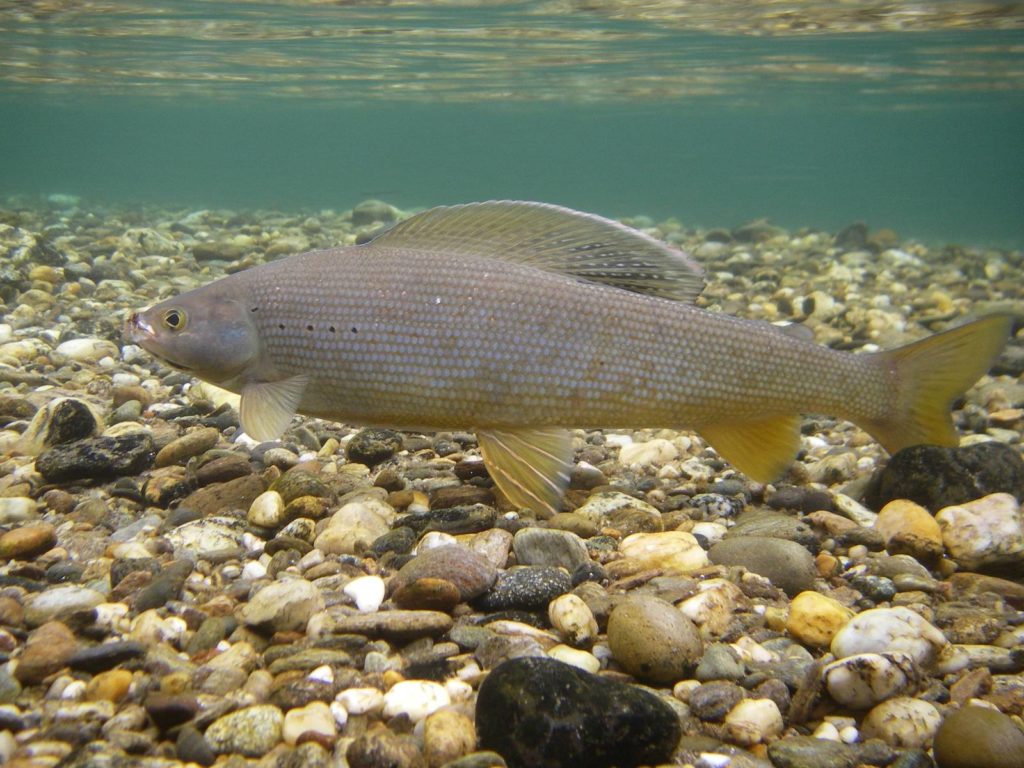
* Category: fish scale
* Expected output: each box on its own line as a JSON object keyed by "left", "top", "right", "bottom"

{"left": 125, "top": 200, "right": 1011, "bottom": 516}
{"left": 239, "top": 247, "right": 879, "bottom": 430}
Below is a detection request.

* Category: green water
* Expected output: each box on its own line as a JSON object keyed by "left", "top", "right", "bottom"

{"left": 2, "top": 1, "right": 1023, "bottom": 246}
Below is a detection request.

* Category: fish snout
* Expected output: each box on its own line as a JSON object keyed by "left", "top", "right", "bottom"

{"left": 123, "top": 310, "right": 154, "bottom": 344}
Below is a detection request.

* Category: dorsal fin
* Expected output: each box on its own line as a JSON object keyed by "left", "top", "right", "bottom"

{"left": 368, "top": 201, "right": 705, "bottom": 302}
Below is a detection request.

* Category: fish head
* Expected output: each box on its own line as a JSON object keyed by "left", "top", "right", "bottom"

{"left": 125, "top": 287, "right": 261, "bottom": 385}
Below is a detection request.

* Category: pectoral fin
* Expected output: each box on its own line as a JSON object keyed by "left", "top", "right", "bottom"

{"left": 477, "top": 427, "right": 573, "bottom": 519}
{"left": 239, "top": 375, "right": 310, "bottom": 442}
{"left": 700, "top": 415, "right": 802, "bottom": 484}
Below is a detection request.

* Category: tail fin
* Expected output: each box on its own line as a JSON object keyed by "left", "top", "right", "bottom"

{"left": 862, "top": 314, "right": 1013, "bottom": 453}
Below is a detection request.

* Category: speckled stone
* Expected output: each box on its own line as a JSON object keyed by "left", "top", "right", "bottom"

{"left": 205, "top": 704, "right": 283, "bottom": 757}
{"left": 476, "top": 657, "right": 681, "bottom": 768}
{"left": 475, "top": 566, "right": 572, "bottom": 612}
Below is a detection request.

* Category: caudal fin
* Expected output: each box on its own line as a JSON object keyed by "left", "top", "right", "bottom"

{"left": 861, "top": 314, "right": 1012, "bottom": 453}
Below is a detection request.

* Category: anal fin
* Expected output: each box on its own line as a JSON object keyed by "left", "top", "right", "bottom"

{"left": 477, "top": 427, "right": 573, "bottom": 519}
{"left": 700, "top": 415, "right": 802, "bottom": 484}
{"left": 240, "top": 375, "right": 309, "bottom": 442}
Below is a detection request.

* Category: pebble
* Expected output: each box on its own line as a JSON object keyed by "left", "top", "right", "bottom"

{"left": 708, "top": 536, "right": 817, "bottom": 596}
{"left": 23, "top": 585, "right": 105, "bottom": 626}
{"left": 573, "top": 491, "right": 664, "bottom": 535}
{"left": 153, "top": 426, "right": 220, "bottom": 467}
{"left": 475, "top": 566, "right": 572, "bottom": 611}
{"left": 346, "top": 427, "right": 403, "bottom": 465}
{"left": 723, "top": 698, "right": 784, "bottom": 745}
{"left": 84, "top": 669, "right": 133, "bottom": 703}
{"left": 831, "top": 606, "right": 948, "bottom": 666}
{"left": 874, "top": 498, "right": 944, "bottom": 561}
{"left": 822, "top": 652, "right": 920, "bottom": 708}
{"left": 282, "top": 700, "right": 336, "bottom": 746}
{"left": 618, "top": 438, "right": 678, "bottom": 467}
{"left": 547, "top": 644, "right": 601, "bottom": 673}
{"left": 247, "top": 488, "right": 286, "bottom": 528}
{"left": 0, "top": 522, "right": 56, "bottom": 560}
{"left": 932, "top": 704, "right": 1024, "bottom": 768}
{"left": 204, "top": 704, "right": 284, "bottom": 757}
{"left": 236, "top": 578, "right": 325, "bottom": 633}
{"left": 618, "top": 530, "right": 709, "bottom": 573}
{"left": 936, "top": 492, "right": 1024, "bottom": 570}
{"left": 786, "top": 591, "right": 854, "bottom": 647}
{"left": 53, "top": 337, "right": 119, "bottom": 363}
{"left": 391, "top": 544, "right": 497, "bottom": 602}
{"left": 344, "top": 574, "right": 386, "bottom": 612}
{"left": 14, "top": 621, "right": 78, "bottom": 684}
{"left": 423, "top": 708, "right": 477, "bottom": 768}
{"left": 476, "top": 657, "right": 681, "bottom": 768}
{"left": 606, "top": 595, "right": 703, "bottom": 683}
{"left": 511, "top": 527, "right": 590, "bottom": 571}
{"left": 35, "top": 432, "right": 155, "bottom": 481}
{"left": 0, "top": 496, "right": 38, "bottom": 523}
{"left": 547, "top": 593, "right": 598, "bottom": 647}
{"left": 860, "top": 696, "right": 941, "bottom": 749}
{"left": 382, "top": 680, "right": 451, "bottom": 722}
{"left": 327, "top": 610, "right": 453, "bottom": 642}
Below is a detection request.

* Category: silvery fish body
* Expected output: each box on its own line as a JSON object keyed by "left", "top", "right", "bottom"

{"left": 126, "top": 201, "right": 1010, "bottom": 516}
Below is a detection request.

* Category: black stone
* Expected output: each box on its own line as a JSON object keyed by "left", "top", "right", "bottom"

{"left": 176, "top": 724, "right": 215, "bottom": 766}
{"left": 865, "top": 441, "right": 1024, "bottom": 512}
{"left": 67, "top": 641, "right": 145, "bottom": 673}
{"left": 475, "top": 566, "right": 572, "bottom": 612}
{"left": 345, "top": 428, "right": 403, "bottom": 466}
{"left": 370, "top": 526, "right": 417, "bottom": 557}
{"left": 476, "top": 657, "right": 681, "bottom": 768}
{"left": 36, "top": 433, "right": 155, "bottom": 482}
{"left": 41, "top": 398, "right": 98, "bottom": 447}
{"left": 571, "top": 561, "right": 608, "bottom": 586}
{"left": 45, "top": 562, "right": 84, "bottom": 583}
{"left": 187, "top": 615, "right": 238, "bottom": 655}
{"left": 849, "top": 574, "right": 897, "bottom": 603}
{"left": 397, "top": 504, "right": 497, "bottom": 535}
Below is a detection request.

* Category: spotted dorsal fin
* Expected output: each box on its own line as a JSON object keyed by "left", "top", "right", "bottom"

{"left": 369, "top": 201, "right": 704, "bottom": 302}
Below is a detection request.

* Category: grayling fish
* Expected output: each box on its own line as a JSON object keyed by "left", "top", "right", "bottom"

{"left": 124, "top": 202, "right": 1011, "bottom": 516}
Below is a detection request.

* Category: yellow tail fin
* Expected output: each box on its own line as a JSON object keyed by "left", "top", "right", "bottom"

{"left": 862, "top": 314, "right": 1012, "bottom": 453}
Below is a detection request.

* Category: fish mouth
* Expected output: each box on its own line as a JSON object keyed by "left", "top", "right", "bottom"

{"left": 123, "top": 311, "right": 154, "bottom": 344}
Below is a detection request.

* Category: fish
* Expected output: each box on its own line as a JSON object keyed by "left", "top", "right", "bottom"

{"left": 124, "top": 201, "right": 1011, "bottom": 517}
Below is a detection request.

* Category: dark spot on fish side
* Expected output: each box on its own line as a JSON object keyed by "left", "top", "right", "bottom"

{"left": 306, "top": 324, "right": 313, "bottom": 332}
{"left": 250, "top": 306, "right": 258, "bottom": 312}
{"left": 278, "top": 324, "right": 285, "bottom": 330}
{"left": 351, "top": 327, "right": 358, "bottom": 334}
{"left": 329, "top": 326, "right": 336, "bottom": 333}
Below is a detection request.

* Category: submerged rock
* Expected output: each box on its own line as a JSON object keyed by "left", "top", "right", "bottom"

{"left": 36, "top": 432, "right": 155, "bottom": 482}
{"left": 866, "top": 442, "right": 1024, "bottom": 512}
{"left": 476, "top": 657, "right": 681, "bottom": 768}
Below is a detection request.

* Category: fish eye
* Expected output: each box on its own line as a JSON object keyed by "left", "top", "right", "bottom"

{"left": 163, "top": 308, "right": 187, "bottom": 331}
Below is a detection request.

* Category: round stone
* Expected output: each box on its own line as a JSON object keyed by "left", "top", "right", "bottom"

{"left": 548, "top": 593, "right": 598, "bottom": 648}
{"left": 248, "top": 490, "right": 286, "bottom": 528}
{"left": 382, "top": 680, "right": 451, "bottom": 723}
{"left": 933, "top": 705, "right": 1024, "bottom": 768}
{"left": 618, "top": 531, "right": 709, "bottom": 574}
{"left": 392, "top": 577, "right": 462, "bottom": 613}
{"left": 822, "top": 652, "right": 920, "bottom": 709}
{"left": 708, "top": 536, "right": 817, "bottom": 596}
{"left": 786, "top": 591, "right": 854, "bottom": 647}
{"left": 390, "top": 545, "right": 497, "bottom": 602}
{"left": 236, "top": 578, "right": 324, "bottom": 633}
{"left": 607, "top": 595, "right": 703, "bottom": 683}
{"left": 282, "top": 701, "right": 336, "bottom": 746}
{"left": 154, "top": 427, "right": 220, "bottom": 468}
{"left": 724, "top": 698, "right": 784, "bottom": 746}
{"left": 861, "top": 696, "right": 941, "bottom": 749}
{"left": 512, "top": 527, "right": 590, "bottom": 571}
{"left": 85, "top": 669, "right": 133, "bottom": 703}
{"left": 423, "top": 708, "right": 476, "bottom": 768}
{"left": 830, "top": 606, "right": 947, "bottom": 666}
{"left": 874, "top": 499, "right": 944, "bottom": 561}
{"left": 936, "top": 493, "right": 1024, "bottom": 571}
{"left": 0, "top": 522, "right": 56, "bottom": 560}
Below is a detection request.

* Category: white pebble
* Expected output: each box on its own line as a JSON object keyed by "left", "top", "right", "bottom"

{"left": 53, "top": 337, "right": 119, "bottom": 363}
{"left": 936, "top": 493, "right": 1024, "bottom": 570}
{"left": 282, "top": 701, "right": 336, "bottom": 746}
{"left": 336, "top": 687, "right": 384, "bottom": 715}
{"left": 822, "top": 652, "right": 919, "bottom": 708}
{"left": 343, "top": 575, "right": 386, "bottom": 613}
{"left": 839, "top": 725, "right": 860, "bottom": 743}
{"left": 59, "top": 679, "right": 87, "bottom": 701}
{"left": 547, "top": 644, "right": 601, "bottom": 673}
{"left": 382, "top": 680, "right": 450, "bottom": 723}
{"left": 444, "top": 678, "right": 473, "bottom": 702}
{"left": 861, "top": 696, "right": 941, "bottom": 748}
{"left": 548, "top": 593, "right": 598, "bottom": 647}
{"left": 724, "top": 698, "right": 783, "bottom": 745}
{"left": 241, "top": 560, "right": 267, "bottom": 580}
{"left": 330, "top": 701, "right": 349, "bottom": 729}
{"left": 831, "top": 606, "right": 947, "bottom": 666}
{"left": 247, "top": 490, "right": 285, "bottom": 528}
{"left": 308, "top": 665, "right": 334, "bottom": 684}
{"left": 618, "top": 438, "right": 678, "bottom": 467}
{"left": 416, "top": 531, "right": 458, "bottom": 552}
{"left": 813, "top": 721, "right": 841, "bottom": 741}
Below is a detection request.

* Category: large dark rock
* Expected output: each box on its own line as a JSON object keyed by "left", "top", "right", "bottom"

{"left": 865, "top": 442, "right": 1024, "bottom": 512}
{"left": 476, "top": 657, "right": 681, "bottom": 768}
{"left": 345, "top": 428, "right": 403, "bottom": 466}
{"left": 35, "top": 433, "right": 154, "bottom": 482}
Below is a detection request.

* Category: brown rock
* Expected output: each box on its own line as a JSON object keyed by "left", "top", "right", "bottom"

{"left": 348, "top": 725, "right": 425, "bottom": 768}
{"left": 392, "top": 577, "right": 462, "bottom": 613}
{"left": 326, "top": 609, "right": 453, "bottom": 642}
{"left": 0, "top": 523, "right": 56, "bottom": 560}
{"left": 179, "top": 473, "right": 265, "bottom": 515}
{"left": 430, "top": 485, "right": 495, "bottom": 509}
{"left": 875, "top": 499, "right": 944, "bottom": 562}
{"left": 155, "top": 427, "right": 221, "bottom": 468}
{"left": 194, "top": 453, "right": 253, "bottom": 485}
{"left": 950, "top": 668, "right": 992, "bottom": 706}
{"left": 0, "top": 595, "right": 24, "bottom": 627}
{"left": 390, "top": 545, "right": 496, "bottom": 602}
{"left": 15, "top": 620, "right": 77, "bottom": 684}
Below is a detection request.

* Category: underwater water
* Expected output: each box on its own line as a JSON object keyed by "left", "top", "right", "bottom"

{"left": 1, "top": 0, "right": 1023, "bottom": 246}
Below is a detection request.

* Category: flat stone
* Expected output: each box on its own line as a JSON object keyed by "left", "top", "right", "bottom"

{"left": 14, "top": 620, "right": 78, "bottom": 684}
{"left": 391, "top": 544, "right": 497, "bottom": 602}
{"left": 36, "top": 432, "right": 155, "bottom": 482}
{"left": 512, "top": 528, "right": 590, "bottom": 571}
{"left": 326, "top": 609, "right": 453, "bottom": 642}
{"left": 205, "top": 704, "right": 283, "bottom": 757}
{"left": 178, "top": 473, "right": 266, "bottom": 516}
{"left": 236, "top": 578, "right": 324, "bottom": 633}
{"left": 67, "top": 641, "right": 146, "bottom": 673}
{"left": 709, "top": 536, "right": 817, "bottom": 596}
{"left": 392, "top": 577, "right": 462, "bottom": 613}
{"left": 154, "top": 427, "right": 220, "bottom": 467}
{"left": 727, "top": 510, "right": 819, "bottom": 549}
{"left": 23, "top": 585, "right": 105, "bottom": 626}
{"left": 0, "top": 523, "right": 56, "bottom": 560}
{"left": 476, "top": 657, "right": 681, "bottom": 768}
